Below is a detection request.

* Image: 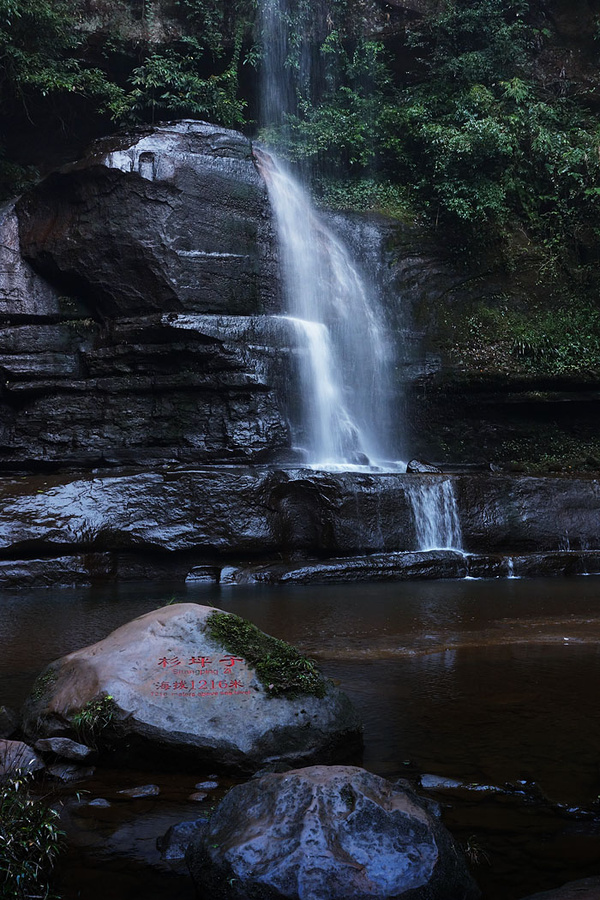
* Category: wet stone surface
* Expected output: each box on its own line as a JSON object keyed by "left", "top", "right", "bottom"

{"left": 22, "top": 603, "right": 361, "bottom": 773}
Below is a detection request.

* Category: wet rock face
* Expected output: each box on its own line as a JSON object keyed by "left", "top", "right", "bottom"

{"left": 0, "top": 205, "right": 62, "bottom": 318}
{"left": 0, "top": 313, "right": 291, "bottom": 470}
{"left": 186, "top": 765, "right": 480, "bottom": 900}
{"left": 22, "top": 604, "right": 362, "bottom": 774}
{"left": 16, "top": 121, "right": 279, "bottom": 318}
{"left": 2, "top": 468, "right": 600, "bottom": 563}
{"left": 0, "top": 123, "right": 290, "bottom": 471}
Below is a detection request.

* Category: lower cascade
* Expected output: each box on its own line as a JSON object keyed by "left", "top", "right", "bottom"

{"left": 406, "top": 479, "right": 463, "bottom": 551}
{"left": 256, "top": 150, "right": 396, "bottom": 468}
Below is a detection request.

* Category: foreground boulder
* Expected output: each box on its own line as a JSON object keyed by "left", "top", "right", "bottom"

{"left": 186, "top": 765, "right": 480, "bottom": 900}
{"left": 21, "top": 604, "right": 361, "bottom": 773}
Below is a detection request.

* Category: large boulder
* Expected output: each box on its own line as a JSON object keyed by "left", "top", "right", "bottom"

{"left": 16, "top": 121, "right": 280, "bottom": 318}
{"left": 186, "top": 765, "right": 480, "bottom": 900}
{"left": 21, "top": 604, "right": 361, "bottom": 773}
{"left": 0, "top": 123, "right": 292, "bottom": 471}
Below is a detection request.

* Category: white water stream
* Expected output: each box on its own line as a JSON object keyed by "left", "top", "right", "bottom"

{"left": 258, "top": 0, "right": 463, "bottom": 547}
{"left": 257, "top": 153, "right": 393, "bottom": 466}
{"left": 405, "top": 479, "right": 463, "bottom": 551}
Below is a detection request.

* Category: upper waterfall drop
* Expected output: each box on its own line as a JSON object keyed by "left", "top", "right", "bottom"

{"left": 255, "top": 150, "right": 395, "bottom": 466}
{"left": 256, "top": 0, "right": 400, "bottom": 468}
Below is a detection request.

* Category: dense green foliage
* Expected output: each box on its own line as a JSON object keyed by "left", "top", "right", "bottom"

{"left": 0, "top": 0, "right": 121, "bottom": 192}
{"left": 451, "top": 296, "right": 600, "bottom": 376}
{"left": 0, "top": 771, "right": 63, "bottom": 899}
{"left": 115, "top": 0, "right": 254, "bottom": 126}
{"left": 0, "top": 0, "right": 115, "bottom": 106}
{"left": 273, "top": 0, "right": 600, "bottom": 280}
{"left": 2, "top": 0, "right": 600, "bottom": 289}
{"left": 0, "top": 0, "right": 254, "bottom": 195}
{"left": 120, "top": 37, "right": 245, "bottom": 127}
{"left": 206, "top": 611, "right": 327, "bottom": 698}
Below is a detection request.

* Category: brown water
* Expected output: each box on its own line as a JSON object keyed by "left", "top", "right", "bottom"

{"left": 3, "top": 576, "right": 600, "bottom": 899}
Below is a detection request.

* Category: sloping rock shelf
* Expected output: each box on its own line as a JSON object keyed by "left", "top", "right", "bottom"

{"left": 0, "top": 467, "right": 598, "bottom": 587}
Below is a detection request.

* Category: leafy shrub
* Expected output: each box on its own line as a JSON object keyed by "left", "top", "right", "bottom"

{"left": 0, "top": 771, "right": 63, "bottom": 900}
{"left": 118, "top": 37, "right": 246, "bottom": 127}
{"left": 266, "top": 0, "right": 600, "bottom": 280}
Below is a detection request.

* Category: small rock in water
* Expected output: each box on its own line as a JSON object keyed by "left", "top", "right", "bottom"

{"left": 88, "top": 798, "right": 111, "bottom": 808}
{"left": 194, "top": 780, "right": 219, "bottom": 791}
{"left": 188, "top": 791, "right": 208, "bottom": 802}
{"left": 47, "top": 763, "right": 95, "bottom": 782}
{"left": 117, "top": 784, "right": 160, "bottom": 799}
{"left": 420, "top": 774, "right": 463, "bottom": 790}
{"left": 35, "top": 736, "right": 94, "bottom": 762}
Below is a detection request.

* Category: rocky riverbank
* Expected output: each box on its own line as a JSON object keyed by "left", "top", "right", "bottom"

{"left": 0, "top": 466, "right": 598, "bottom": 587}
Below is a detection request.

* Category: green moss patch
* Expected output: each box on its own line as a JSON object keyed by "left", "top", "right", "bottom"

{"left": 205, "top": 612, "right": 328, "bottom": 699}
{"left": 30, "top": 668, "right": 58, "bottom": 702}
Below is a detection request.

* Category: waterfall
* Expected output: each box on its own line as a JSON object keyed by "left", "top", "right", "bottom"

{"left": 256, "top": 0, "right": 396, "bottom": 467}
{"left": 256, "top": 151, "right": 394, "bottom": 466}
{"left": 406, "top": 479, "right": 463, "bottom": 551}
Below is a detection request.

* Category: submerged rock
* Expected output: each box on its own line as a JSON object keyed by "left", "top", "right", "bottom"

{"left": 21, "top": 603, "right": 361, "bottom": 773}
{"left": 518, "top": 877, "right": 600, "bottom": 899}
{"left": 117, "top": 784, "right": 160, "bottom": 799}
{"left": 186, "top": 765, "right": 480, "bottom": 900}
{"left": 47, "top": 763, "right": 95, "bottom": 782}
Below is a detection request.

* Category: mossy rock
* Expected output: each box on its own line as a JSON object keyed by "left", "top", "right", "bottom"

{"left": 21, "top": 604, "right": 361, "bottom": 773}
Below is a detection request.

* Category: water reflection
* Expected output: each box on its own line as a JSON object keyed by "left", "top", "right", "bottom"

{"left": 2, "top": 576, "right": 600, "bottom": 898}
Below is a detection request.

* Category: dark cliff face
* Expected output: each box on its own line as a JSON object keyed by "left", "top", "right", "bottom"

{"left": 4, "top": 117, "right": 598, "bottom": 478}
{"left": 17, "top": 121, "right": 280, "bottom": 318}
{"left": 1, "top": 117, "right": 600, "bottom": 588}
{"left": 2, "top": 121, "right": 291, "bottom": 472}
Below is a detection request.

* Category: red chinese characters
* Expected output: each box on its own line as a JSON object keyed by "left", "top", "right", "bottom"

{"left": 157, "top": 656, "right": 181, "bottom": 668}
{"left": 150, "top": 651, "right": 250, "bottom": 699}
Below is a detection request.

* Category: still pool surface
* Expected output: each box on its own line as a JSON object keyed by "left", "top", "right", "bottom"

{"left": 2, "top": 576, "right": 600, "bottom": 899}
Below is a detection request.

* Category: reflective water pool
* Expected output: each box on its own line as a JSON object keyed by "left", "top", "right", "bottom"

{"left": 2, "top": 576, "right": 600, "bottom": 899}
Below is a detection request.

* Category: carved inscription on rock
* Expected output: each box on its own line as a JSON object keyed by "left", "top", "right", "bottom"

{"left": 149, "top": 653, "right": 252, "bottom": 699}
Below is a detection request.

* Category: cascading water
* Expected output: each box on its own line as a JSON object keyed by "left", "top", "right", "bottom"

{"left": 257, "top": 0, "right": 396, "bottom": 468}
{"left": 406, "top": 479, "right": 463, "bottom": 551}
{"left": 256, "top": 151, "right": 394, "bottom": 465}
